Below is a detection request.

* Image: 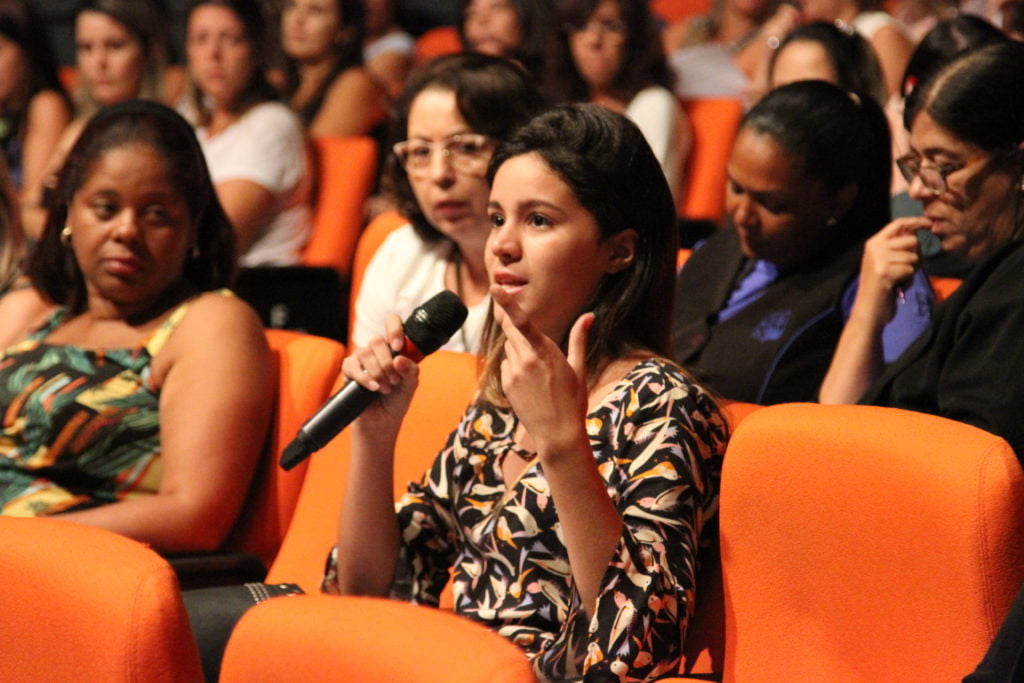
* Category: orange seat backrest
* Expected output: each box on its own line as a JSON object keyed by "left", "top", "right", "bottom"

{"left": 0, "top": 517, "right": 202, "bottom": 681}
{"left": 347, "top": 209, "right": 408, "bottom": 343}
{"left": 414, "top": 25, "right": 463, "bottom": 65}
{"left": 677, "top": 398, "right": 761, "bottom": 678}
{"left": 651, "top": 0, "right": 713, "bottom": 23}
{"left": 221, "top": 594, "right": 536, "bottom": 682}
{"left": 302, "top": 136, "right": 378, "bottom": 279}
{"left": 222, "top": 329, "right": 345, "bottom": 569}
{"left": 929, "top": 275, "right": 962, "bottom": 303}
{"left": 720, "top": 403, "right": 1024, "bottom": 682}
{"left": 266, "top": 350, "right": 480, "bottom": 594}
{"left": 679, "top": 98, "right": 743, "bottom": 223}
{"left": 58, "top": 65, "right": 78, "bottom": 93}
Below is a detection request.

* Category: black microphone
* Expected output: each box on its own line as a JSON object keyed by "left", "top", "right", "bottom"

{"left": 279, "top": 290, "right": 469, "bottom": 471}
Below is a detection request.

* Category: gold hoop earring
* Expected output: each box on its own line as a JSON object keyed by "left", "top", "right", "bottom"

{"left": 60, "top": 225, "right": 72, "bottom": 247}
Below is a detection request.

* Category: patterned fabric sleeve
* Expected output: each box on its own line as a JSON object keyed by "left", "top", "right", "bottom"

{"left": 536, "top": 368, "right": 728, "bottom": 681}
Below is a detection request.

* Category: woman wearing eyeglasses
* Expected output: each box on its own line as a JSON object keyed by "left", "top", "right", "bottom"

{"left": 821, "top": 41, "right": 1024, "bottom": 460}
{"left": 350, "top": 53, "right": 544, "bottom": 352}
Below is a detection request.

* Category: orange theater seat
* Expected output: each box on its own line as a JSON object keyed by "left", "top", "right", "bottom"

{"left": 265, "top": 350, "right": 479, "bottom": 595}
{"left": 651, "top": 0, "right": 713, "bottom": 23}
{"left": 224, "top": 330, "right": 345, "bottom": 568}
{"left": 302, "top": 136, "right": 378, "bottom": 279}
{"left": 220, "top": 594, "right": 536, "bottom": 682}
{"left": 720, "top": 403, "right": 1024, "bottom": 682}
{"left": 0, "top": 517, "right": 202, "bottom": 682}
{"left": 679, "top": 98, "right": 744, "bottom": 224}
{"left": 414, "top": 25, "right": 462, "bottom": 65}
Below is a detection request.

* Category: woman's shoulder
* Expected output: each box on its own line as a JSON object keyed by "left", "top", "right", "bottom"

{"left": 326, "top": 66, "right": 378, "bottom": 96}
{"left": 176, "top": 290, "right": 264, "bottom": 332}
{"left": 26, "top": 89, "right": 72, "bottom": 124}
{"left": 0, "top": 286, "right": 56, "bottom": 349}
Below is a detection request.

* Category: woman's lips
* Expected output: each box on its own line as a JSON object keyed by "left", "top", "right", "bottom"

{"left": 102, "top": 257, "right": 143, "bottom": 277}
{"left": 493, "top": 273, "right": 526, "bottom": 296}
{"left": 433, "top": 201, "right": 469, "bottom": 221}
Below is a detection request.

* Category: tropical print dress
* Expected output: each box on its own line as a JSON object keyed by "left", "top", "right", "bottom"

{"left": 324, "top": 358, "right": 728, "bottom": 682}
{"left": 0, "top": 300, "right": 196, "bottom": 516}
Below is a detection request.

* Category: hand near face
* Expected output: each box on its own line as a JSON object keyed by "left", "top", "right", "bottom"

{"left": 855, "top": 217, "right": 929, "bottom": 326}
{"left": 341, "top": 313, "right": 420, "bottom": 439}
{"left": 492, "top": 284, "right": 594, "bottom": 459}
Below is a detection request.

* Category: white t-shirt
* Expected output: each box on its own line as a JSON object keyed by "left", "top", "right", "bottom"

{"left": 625, "top": 85, "right": 683, "bottom": 197}
{"left": 363, "top": 30, "right": 414, "bottom": 63}
{"left": 352, "top": 224, "right": 490, "bottom": 353}
{"left": 195, "top": 102, "right": 312, "bottom": 266}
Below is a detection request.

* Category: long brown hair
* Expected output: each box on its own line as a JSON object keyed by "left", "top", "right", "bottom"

{"left": 478, "top": 104, "right": 677, "bottom": 404}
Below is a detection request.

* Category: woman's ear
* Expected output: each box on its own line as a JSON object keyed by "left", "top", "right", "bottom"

{"left": 606, "top": 229, "right": 638, "bottom": 273}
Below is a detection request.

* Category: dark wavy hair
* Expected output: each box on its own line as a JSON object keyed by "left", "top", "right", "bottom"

{"left": 478, "top": 104, "right": 677, "bottom": 402}
{"left": 768, "top": 21, "right": 887, "bottom": 105}
{"left": 280, "top": 0, "right": 366, "bottom": 126}
{"left": 741, "top": 80, "right": 892, "bottom": 254}
{"left": 552, "top": 0, "right": 674, "bottom": 103}
{"left": 27, "top": 100, "right": 236, "bottom": 313}
{"left": 457, "top": 0, "right": 555, "bottom": 83}
{"left": 386, "top": 52, "right": 545, "bottom": 244}
{"left": 185, "top": 0, "right": 279, "bottom": 126}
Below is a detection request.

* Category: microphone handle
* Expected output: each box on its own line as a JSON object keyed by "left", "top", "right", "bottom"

{"left": 279, "top": 380, "right": 376, "bottom": 471}
{"left": 280, "top": 339, "right": 428, "bottom": 471}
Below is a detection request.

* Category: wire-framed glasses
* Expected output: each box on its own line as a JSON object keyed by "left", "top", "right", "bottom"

{"left": 392, "top": 134, "right": 494, "bottom": 176}
{"left": 895, "top": 152, "right": 990, "bottom": 196}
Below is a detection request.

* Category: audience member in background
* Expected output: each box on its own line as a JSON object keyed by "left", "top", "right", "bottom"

{"left": 351, "top": 53, "right": 544, "bottom": 352}
{"left": 0, "top": 0, "right": 73, "bottom": 218}
{"left": 23, "top": 0, "right": 178, "bottom": 241}
{"left": 673, "top": 81, "right": 932, "bottom": 404}
{"left": 820, "top": 41, "right": 1024, "bottom": 461}
{"left": 0, "top": 160, "right": 24, "bottom": 298}
{"left": 891, "top": 0, "right": 957, "bottom": 40}
{"left": 553, "top": 0, "right": 691, "bottom": 200}
{"left": 667, "top": 0, "right": 800, "bottom": 99}
{"left": 280, "top": 0, "right": 383, "bottom": 137}
{"left": 363, "top": 0, "right": 414, "bottom": 100}
{"left": 183, "top": 0, "right": 313, "bottom": 266}
{"left": 0, "top": 100, "right": 272, "bottom": 553}
{"left": 800, "top": 0, "right": 915, "bottom": 96}
{"left": 887, "top": 15, "right": 1006, "bottom": 200}
{"left": 1002, "top": 0, "right": 1024, "bottom": 39}
{"left": 458, "top": 0, "right": 556, "bottom": 88}
{"left": 766, "top": 21, "right": 887, "bottom": 104}
{"left": 329, "top": 103, "right": 728, "bottom": 681}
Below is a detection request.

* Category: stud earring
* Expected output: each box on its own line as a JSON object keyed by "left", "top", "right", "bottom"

{"left": 826, "top": 216, "right": 838, "bottom": 227}
{"left": 60, "top": 225, "right": 72, "bottom": 246}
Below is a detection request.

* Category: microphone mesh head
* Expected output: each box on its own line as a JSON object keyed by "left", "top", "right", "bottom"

{"left": 404, "top": 290, "right": 469, "bottom": 355}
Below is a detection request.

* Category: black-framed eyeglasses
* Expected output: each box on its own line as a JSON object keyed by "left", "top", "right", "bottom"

{"left": 392, "top": 134, "right": 494, "bottom": 176}
{"left": 895, "top": 152, "right": 990, "bottom": 196}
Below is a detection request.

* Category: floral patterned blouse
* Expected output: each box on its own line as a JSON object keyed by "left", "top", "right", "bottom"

{"left": 324, "top": 358, "right": 728, "bottom": 682}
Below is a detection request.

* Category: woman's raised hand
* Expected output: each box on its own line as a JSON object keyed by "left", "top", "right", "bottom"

{"left": 854, "top": 217, "right": 930, "bottom": 327}
{"left": 491, "top": 285, "right": 595, "bottom": 459}
{"left": 341, "top": 313, "right": 420, "bottom": 437}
